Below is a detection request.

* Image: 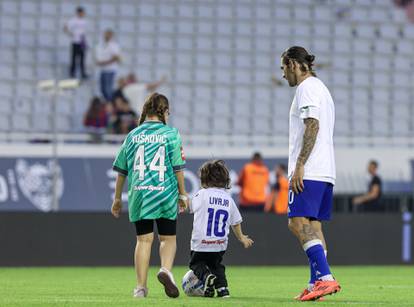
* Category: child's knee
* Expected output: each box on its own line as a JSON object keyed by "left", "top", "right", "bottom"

{"left": 137, "top": 233, "right": 154, "bottom": 244}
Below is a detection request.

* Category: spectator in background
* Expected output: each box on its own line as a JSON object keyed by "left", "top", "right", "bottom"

{"left": 112, "top": 77, "right": 127, "bottom": 102}
{"left": 352, "top": 160, "right": 382, "bottom": 212}
{"left": 237, "top": 152, "right": 270, "bottom": 212}
{"left": 64, "top": 6, "right": 88, "bottom": 79}
{"left": 112, "top": 96, "right": 138, "bottom": 134}
{"left": 265, "top": 164, "right": 289, "bottom": 215}
{"left": 122, "top": 73, "right": 167, "bottom": 115}
{"left": 95, "top": 29, "right": 122, "bottom": 101}
{"left": 83, "top": 96, "right": 109, "bottom": 142}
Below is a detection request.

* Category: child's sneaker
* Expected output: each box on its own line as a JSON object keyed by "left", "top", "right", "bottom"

{"left": 203, "top": 274, "right": 216, "bottom": 297}
{"left": 217, "top": 287, "right": 230, "bottom": 298}
{"left": 157, "top": 267, "right": 179, "bottom": 298}
{"left": 133, "top": 286, "right": 148, "bottom": 298}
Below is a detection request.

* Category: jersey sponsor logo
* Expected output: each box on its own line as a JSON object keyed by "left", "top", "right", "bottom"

{"left": 132, "top": 133, "right": 166, "bottom": 144}
{"left": 133, "top": 185, "right": 165, "bottom": 192}
{"left": 201, "top": 239, "right": 226, "bottom": 245}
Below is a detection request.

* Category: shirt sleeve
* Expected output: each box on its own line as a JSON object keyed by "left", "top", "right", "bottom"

{"left": 372, "top": 176, "right": 381, "bottom": 185}
{"left": 112, "top": 43, "right": 121, "bottom": 56}
{"left": 296, "top": 81, "right": 321, "bottom": 120}
{"left": 189, "top": 190, "right": 202, "bottom": 214}
{"left": 112, "top": 139, "right": 128, "bottom": 176}
{"left": 169, "top": 129, "right": 186, "bottom": 172}
{"left": 229, "top": 198, "right": 243, "bottom": 226}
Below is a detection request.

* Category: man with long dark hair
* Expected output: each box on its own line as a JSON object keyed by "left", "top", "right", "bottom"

{"left": 281, "top": 46, "right": 341, "bottom": 301}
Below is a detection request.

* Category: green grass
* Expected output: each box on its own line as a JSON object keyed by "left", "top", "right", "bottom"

{"left": 0, "top": 266, "right": 413, "bottom": 306}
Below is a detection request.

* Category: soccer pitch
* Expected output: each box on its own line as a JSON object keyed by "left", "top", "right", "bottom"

{"left": 1, "top": 266, "right": 413, "bottom": 306}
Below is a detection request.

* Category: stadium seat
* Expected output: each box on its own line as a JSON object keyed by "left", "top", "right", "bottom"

{"left": 372, "top": 119, "right": 390, "bottom": 136}
{"left": 374, "top": 40, "right": 394, "bottom": 55}
{"left": 1, "top": 16, "right": 17, "bottom": 30}
{"left": 197, "top": 21, "right": 214, "bottom": 35}
{"left": 197, "top": 3, "right": 214, "bottom": 19}
{"left": 193, "top": 101, "right": 211, "bottom": 116}
{"left": 212, "top": 116, "right": 232, "bottom": 134}
{"left": 391, "top": 119, "right": 410, "bottom": 136}
{"left": 0, "top": 84, "right": 14, "bottom": 106}
{"left": 99, "top": 3, "right": 117, "bottom": 17}
{"left": 372, "top": 74, "right": 390, "bottom": 87}
{"left": 0, "top": 98, "right": 12, "bottom": 114}
{"left": 334, "top": 24, "right": 353, "bottom": 38}
{"left": 379, "top": 24, "right": 399, "bottom": 39}
{"left": 335, "top": 119, "right": 351, "bottom": 136}
{"left": 175, "top": 68, "right": 193, "bottom": 83}
{"left": 0, "top": 114, "right": 11, "bottom": 131}
{"left": 272, "top": 117, "right": 289, "bottom": 134}
{"left": 393, "top": 90, "right": 410, "bottom": 105}
{"left": 274, "top": 5, "right": 291, "bottom": 20}
{"left": 33, "top": 96, "right": 52, "bottom": 114}
{"left": 12, "top": 114, "right": 30, "bottom": 131}
{"left": 370, "top": 7, "right": 389, "bottom": 22}
{"left": 0, "top": 0, "right": 411, "bottom": 142}
{"left": 372, "top": 102, "right": 389, "bottom": 119}
{"left": 352, "top": 119, "right": 370, "bottom": 136}
{"left": 232, "top": 116, "right": 251, "bottom": 134}
{"left": 356, "top": 24, "right": 376, "bottom": 39}
{"left": 32, "top": 114, "right": 51, "bottom": 132}
{"left": 54, "top": 115, "right": 70, "bottom": 132}
{"left": 1, "top": 1, "right": 18, "bottom": 14}
{"left": 120, "top": 3, "right": 136, "bottom": 17}
{"left": 191, "top": 116, "right": 210, "bottom": 134}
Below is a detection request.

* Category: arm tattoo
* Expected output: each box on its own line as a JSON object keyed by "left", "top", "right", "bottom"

{"left": 297, "top": 118, "right": 319, "bottom": 166}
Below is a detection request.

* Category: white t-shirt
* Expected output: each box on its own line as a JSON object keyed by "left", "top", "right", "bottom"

{"left": 288, "top": 76, "right": 336, "bottom": 184}
{"left": 122, "top": 83, "right": 147, "bottom": 115}
{"left": 190, "top": 188, "right": 242, "bottom": 252}
{"left": 66, "top": 16, "right": 87, "bottom": 44}
{"left": 95, "top": 40, "right": 121, "bottom": 72}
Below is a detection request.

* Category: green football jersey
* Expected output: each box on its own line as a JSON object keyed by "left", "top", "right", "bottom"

{"left": 113, "top": 121, "right": 186, "bottom": 222}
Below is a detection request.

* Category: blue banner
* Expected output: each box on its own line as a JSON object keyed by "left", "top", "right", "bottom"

{"left": 0, "top": 157, "right": 286, "bottom": 212}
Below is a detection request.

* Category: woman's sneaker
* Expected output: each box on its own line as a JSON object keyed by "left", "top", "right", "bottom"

{"left": 133, "top": 286, "right": 148, "bottom": 298}
{"left": 203, "top": 274, "right": 217, "bottom": 297}
{"left": 217, "top": 287, "right": 230, "bottom": 298}
{"left": 157, "top": 267, "right": 180, "bottom": 298}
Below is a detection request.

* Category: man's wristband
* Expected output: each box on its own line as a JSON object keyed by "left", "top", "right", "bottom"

{"left": 179, "top": 195, "right": 188, "bottom": 201}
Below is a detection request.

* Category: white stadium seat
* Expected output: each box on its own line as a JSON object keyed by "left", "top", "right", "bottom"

{"left": 0, "top": 0, "right": 412, "bottom": 141}
{"left": 0, "top": 114, "right": 11, "bottom": 131}
{"left": 12, "top": 114, "right": 30, "bottom": 131}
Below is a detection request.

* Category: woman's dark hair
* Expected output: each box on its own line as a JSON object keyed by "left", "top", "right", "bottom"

{"left": 281, "top": 46, "right": 316, "bottom": 76}
{"left": 199, "top": 160, "right": 231, "bottom": 189}
{"left": 138, "top": 92, "right": 169, "bottom": 125}
{"left": 369, "top": 160, "right": 379, "bottom": 168}
{"left": 86, "top": 96, "right": 102, "bottom": 120}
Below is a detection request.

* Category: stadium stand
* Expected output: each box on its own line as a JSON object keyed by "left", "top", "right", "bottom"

{"left": 0, "top": 0, "right": 413, "bottom": 146}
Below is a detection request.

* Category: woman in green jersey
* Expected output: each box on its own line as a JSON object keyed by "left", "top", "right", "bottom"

{"left": 111, "top": 93, "right": 188, "bottom": 298}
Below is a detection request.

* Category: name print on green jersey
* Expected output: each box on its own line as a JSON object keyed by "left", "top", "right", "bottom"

{"left": 132, "top": 133, "right": 167, "bottom": 144}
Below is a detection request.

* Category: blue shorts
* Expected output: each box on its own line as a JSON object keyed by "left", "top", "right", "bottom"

{"left": 287, "top": 180, "right": 333, "bottom": 221}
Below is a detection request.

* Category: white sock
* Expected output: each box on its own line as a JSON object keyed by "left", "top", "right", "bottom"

{"left": 307, "top": 283, "right": 314, "bottom": 291}
{"left": 320, "top": 274, "right": 334, "bottom": 281}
